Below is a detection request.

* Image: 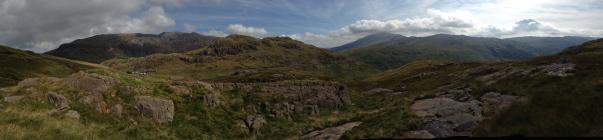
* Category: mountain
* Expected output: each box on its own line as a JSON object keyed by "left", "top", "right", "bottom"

{"left": 45, "top": 32, "right": 217, "bottom": 63}
{"left": 336, "top": 33, "right": 594, "bottom": 70}
{"left": 0, "top": 45, "right": 96, "bottom": 87}
{"left": 102, "top": 34, "right": 380, "bottom": 81}
{"left": 331, "top": 32, "right": 406, "bottom": 51}
{"left": 504, "top": 36, "right": 595, "bottom": 55}
{"left": 339, "top": 34, "right": 534, "bottom": 70}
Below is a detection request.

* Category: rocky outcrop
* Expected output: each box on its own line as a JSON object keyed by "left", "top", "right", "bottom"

{"left": 408, "top": 89, "right": 523, "bottom": 138}
{"left": 134, "top": 96, "right": 175, "bottom": 123}
{"left": 538, "top": 63, "right": 575, "bottom": 77}
{"left": 301, "top": 122, "right": 362, "bottom": 140}
{"left": 239, "top": 115, "right": 267, "bottom": 134}
{"left": 211, "top": 80, "right": 350, "bottom": 118}
{"left": 17, "top": 78, "right": 40, "bottom": 88}
{"left": 64, "top": 72, "right": 116, "bottom": 95}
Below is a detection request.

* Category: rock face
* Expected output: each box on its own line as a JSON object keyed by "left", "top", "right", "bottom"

{"left": 408, "top": 89, "right": 522, "bottom": 138}
{"left": 134, "top": 96, "right": 175, "bottom": 123}
{"left": 301, "top": 122, "right": 362, "bottom": 140}
{"left": 110, "top": 104, "right": 124, "bottom": 117}
{"left": 211, "top": 80, "right": 351, "bottom": 118}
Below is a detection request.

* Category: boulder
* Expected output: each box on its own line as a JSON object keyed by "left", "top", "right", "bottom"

{"left": 203, "top": 93, "right": 223, "bottom": 108}
{"left": 410, "top": 90, "right": 482, "bottom": 137}
{"left": 134, "top": 96, "right": 175, "bottom": 123}
{"left": 47, "top": 92, "right": 69, "bottom": 109}
{"left": 64, "top": 110, "right": 80, "bottom": 119}
{"left": 79, "top": 95, "right": 109, "bottom": 113}
{"left": 3, "top": 95, "right": 24, "bottom": 103}
{"left": 64, "top": 72, "right": 116, "bottom": 94}
{"left": 301, "top": 122, "right": 362, "bottom": 140}
{"left": 110, "top": 104, "right": 124, "bottom": 117}
{"left": 241, "top": 115, "right": 267, "bottom": 134}
{"left": 17, "top": 78, "right": 40, "bottom": 88}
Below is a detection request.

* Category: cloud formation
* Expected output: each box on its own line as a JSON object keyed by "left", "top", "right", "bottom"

{"left": 227, "top": 24, "right": 269, "bottom": 38}
{"left": 0, "top": 0, "right": 177, "bottom": 52}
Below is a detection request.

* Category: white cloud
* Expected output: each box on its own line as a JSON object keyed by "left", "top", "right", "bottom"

{"left": 227, "top": 24, "right": 269, "bottom": 38}
{"left": 201, "top": 30, "right": 228, "bottom": 37}
{"left": 0, "top": 0, "right": 177, "bottom": 52}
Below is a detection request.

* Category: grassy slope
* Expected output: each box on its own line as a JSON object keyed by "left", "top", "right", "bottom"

{"left": 0, "top": 45, "right": 94, "bottom": 87}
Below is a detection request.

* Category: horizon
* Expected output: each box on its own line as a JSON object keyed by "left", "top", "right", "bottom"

{"left": 1, "top": 0, "right": 602, "bottom": 52}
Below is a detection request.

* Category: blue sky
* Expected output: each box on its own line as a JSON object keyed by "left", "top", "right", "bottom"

{"left": 1, "top": 0, "right": 602, "bottom": 52}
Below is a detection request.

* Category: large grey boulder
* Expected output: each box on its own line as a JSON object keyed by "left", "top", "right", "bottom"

{"left": 134, "top": 96, "right": 175, "bottom": 123}
{"left": 64, "top": 72, "right": 116, "bottom": 95}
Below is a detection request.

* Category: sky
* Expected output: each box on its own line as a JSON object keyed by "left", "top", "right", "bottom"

{"left": 1, "top": 0, "right": 602, "bottom": 52}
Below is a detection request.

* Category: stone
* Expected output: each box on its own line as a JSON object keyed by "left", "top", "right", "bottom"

{"left": 134, "top": 96, "right": 175, "bottom": 123}
{"left": 169, "top": 85, "right": 191, "bottom": 95}
{"left": 64, "top": 72, "right": 116, "bottom": 95}
{"left": 241, "top": 115, "right": 267, "bottom": 134}
{"left": 47, "top": 92, "right": 69, "bottom": 109}
{"left": 64, "top": 110, "right": 80, "bottom": 119}
{"left": 17, "top": 78, "right": 40, "bottom": 88}
{"left": 110, "top": 104, "right": 124, "bottom": 117}
{"left": 203, "top": 93, "right": 223, "bottom": 108}
{"left": 79, "top": 95, "right": 109, "bottom": 113}
{"left": 538, "top": 63, "right": 575, "bottom": 77}
{"left": 301, "top": 122, "right": 362, "bottom": 140}
{"left": 398, "top": 130, "right": 436, "bottom": 139}
{"left": 3, "top": 95, "right": 24, "bottom": 103}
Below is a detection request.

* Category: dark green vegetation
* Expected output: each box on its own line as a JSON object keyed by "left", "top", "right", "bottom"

{"left": 0, "top": 45, "right": 95, "bottom": 87}
{"left": 45, "top": 32, "right": 217, "bottom": 63}
{"left": 336, "top": 33, "right": 593, "bottom": 70}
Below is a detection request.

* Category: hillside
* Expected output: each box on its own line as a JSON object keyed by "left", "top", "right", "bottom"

{"left": 336, "top": 33, "right": 593, "bottom": 70}
{"left": 504, "top": 36, "right": 595, "bottom": 55}
{"left": 341, "top": 38, "right": 603, "bottom": 138}
{"left": 45, "top": 32, "right": 217, "bottom": 63}
{"left": 0, "top": 45, "right": 95, "bottom": 87}
{"left": 102, "top": 35, "right": 380, "bottom": 81}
